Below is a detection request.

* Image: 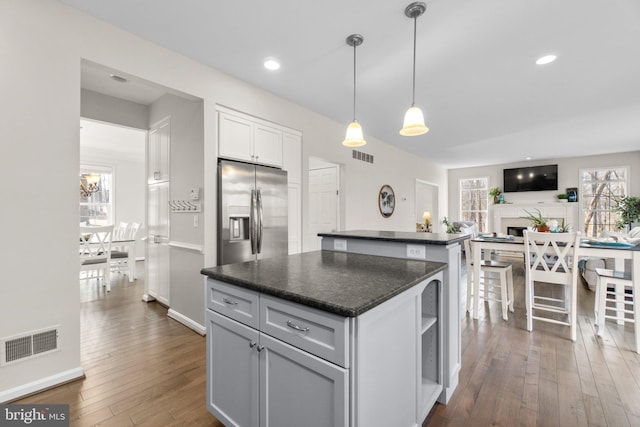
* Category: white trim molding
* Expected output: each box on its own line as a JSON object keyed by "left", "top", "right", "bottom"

{"left": 0, "top": 367, "right": 84, "bottom": 403}
{"left": 168, "top": 241, "right": 204, "bottom": 254}
{"left": 168, "top": 309, "right": 206, "bottom": 336}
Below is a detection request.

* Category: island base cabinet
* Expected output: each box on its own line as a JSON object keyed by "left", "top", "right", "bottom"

{"left": 260, "top": 334, "right": 348, "bottom": 427}
{"left": 206, "top": 310, "right": 348, "bottom": 427}
{"left": 207, "top": 311, "right": 259, "bottom": 427}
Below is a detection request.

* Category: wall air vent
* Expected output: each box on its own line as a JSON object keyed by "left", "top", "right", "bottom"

{"left": 352, "top": 149, "right": 374, "bottom": 164}
{"left": 1, "top": 327, "right": 60, "bottom": 366}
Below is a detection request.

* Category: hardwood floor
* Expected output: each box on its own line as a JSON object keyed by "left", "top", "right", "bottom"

{"left": 16, "top": 257, "right": 640, "bottom": 426}
{"left": 424, "top": 254, "right": 640, "bottom": 427}
{"left": 17, "top": 266, "right": 222, "bottom": 426}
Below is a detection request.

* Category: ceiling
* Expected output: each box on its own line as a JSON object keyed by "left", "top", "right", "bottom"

{"left": 64, "top": 0, "right": 640, "bottom": 169}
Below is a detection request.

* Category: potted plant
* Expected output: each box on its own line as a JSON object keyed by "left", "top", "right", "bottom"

{"left": 614, "top": 196, "right": 640, "bottom": 231}
{"left": 556, "top": 193, "right": 569, "bottom": 202}
{"left": 442, "top": 217, "right": 457, "bottom": 234}
{"left": 489, "top": 187, "right": 502, "bottom": 204}
{"left": 522, "top": 208, "right": 548, "bottom": 232}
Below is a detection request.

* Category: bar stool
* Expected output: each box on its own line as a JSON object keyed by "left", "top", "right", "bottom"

{"left": 464, "top": 239, "right": 514, "bottom": 320}
{"left": 594, "top": 268, "right": 639, "bottom": 353}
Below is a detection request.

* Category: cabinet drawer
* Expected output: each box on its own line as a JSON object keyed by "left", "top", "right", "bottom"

{"left": 207, "top": 279, "right": 259, "bottom": 329}
{"left": 260, "top": 294, "right": 349, "bottom": 368}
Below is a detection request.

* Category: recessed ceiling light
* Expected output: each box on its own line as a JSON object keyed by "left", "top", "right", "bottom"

{"left": 109, "top": 73, "right": 128, "bottom": 83}
{"left": 263, "top": 58, "right": 280, "bottom": 71}
{"left": 525, "top": 157, "right": 532, "bottom": 160}
{"left": 535, "top": 54, "right": 557, "bottom": 65}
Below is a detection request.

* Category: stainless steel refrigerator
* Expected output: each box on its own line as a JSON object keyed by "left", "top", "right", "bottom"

{"left": 218, "top": 159, "right": 288, "bottom": 265}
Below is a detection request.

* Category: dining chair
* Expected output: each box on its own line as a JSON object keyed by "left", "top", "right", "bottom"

{"left": 111, "top": 221, "right": 140, "bottom": 282}
{"left": 464, "top": 238, "right": 514, "bottom": 320}
{"left": 594, "top": 268, "right": 638, "bottom": 353}
{"left": 523, "top": 230, "right": 581, "bottom": 341}
{"left": 80, "top": 225, "right": 114, "bottom": 291}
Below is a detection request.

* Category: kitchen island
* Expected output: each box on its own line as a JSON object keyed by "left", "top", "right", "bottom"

{"left": 202, "top": 250, "right": 447, "bottom": 427}
{"left": 318, "top": 230, "right": 469, "bottom": 404}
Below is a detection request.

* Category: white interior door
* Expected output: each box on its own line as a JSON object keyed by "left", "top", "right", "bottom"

{"left": 307, "top": 165, "right": 338, "bottom": 251}
{"left": 416, "top": 180, "right": 439, "bottom": 228}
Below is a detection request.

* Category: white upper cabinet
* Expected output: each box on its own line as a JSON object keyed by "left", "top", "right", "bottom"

{"left": 218, "top": 113, "right": 253, "bottom": 163}
{"left": 148, "top": 117, "right": 170, "bottom": 183}
{"left": 253, "top": 123, "right": 283, "bottom": 167}
{"left": 283, "top": 132, "right": 302, "bottom": 184}
{"left": 218, "top": 109, "right": 283, "bottom": 168}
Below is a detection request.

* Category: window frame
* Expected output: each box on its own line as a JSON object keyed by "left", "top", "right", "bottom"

{"left": 80, "top": 164, "right": 115, "bottom": 226}
{"left": 459, "top": 177, "right": 489, "bottom": 233}
{"left": 579, "top": 165, "right": 629, "bottom": 237}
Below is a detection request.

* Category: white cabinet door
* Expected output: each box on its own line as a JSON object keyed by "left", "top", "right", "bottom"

{"left": 218, "top": 112, "right": 253, "bottom": 163}
{"left": 148, "top": 118, "right": 170, "bottom": 183}
{"left": 146, "top": 182, "right": 170, "bottom": 305}
{"left": 282, "top": 132, "right": 302, "bottom": 184}
{"left": 287, "top": 183, "right": 301, "bottom": 254}
{"left": 260, "top": 333, "right": 348, "bottom": 427}
{"left": 253, "top": 123, "right": 283, "bottom": 167}
{"left": 207, "top": 310, "right": 260, "bottom": 427}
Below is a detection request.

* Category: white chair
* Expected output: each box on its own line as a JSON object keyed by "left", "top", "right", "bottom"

{"left": 111, "top": 222, "right": 140, "bottom": 282}
{"left": 595, "top": 268, "right": 638, "bottom": 353}
{"left": 80, "top": 225, "right": 114, "bottom": 291}
{"left": 113, "top": 221, "right": 128, "bottom": 240}
{"left": 464, "top": 238, "right": 514, "bottom": 320}
{"left": 523, "top": 230, "right": 581, "bottom": 341}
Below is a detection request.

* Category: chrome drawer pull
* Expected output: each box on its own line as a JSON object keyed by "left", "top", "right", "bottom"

{"left": 286, "top": 320, "right": 310, "bottom": 332}
{"left": 249, "top": 341, "right": 257, "bottom": 348}
{"left": 222, "top": 298, "right": 238, "bottom": 306}
{"left": 257, "top": 345, "right": 265, "bottom": 352}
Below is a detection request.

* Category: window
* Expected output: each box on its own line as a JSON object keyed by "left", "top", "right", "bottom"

{"left": 580, "top": 166, "right": 628, "bottom": 237}
{"left": 459, "top": 178, "right": 488, "bottom": 232}
{"left": 80, "top": 166, "right": 113, "bottom": 226}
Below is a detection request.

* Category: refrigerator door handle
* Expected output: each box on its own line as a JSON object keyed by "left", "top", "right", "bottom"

{"left": 250, "top": 189, "right": 258, "bottom": 254}
{"left": 256, "top": 189, "right": 263, "bottom": 253}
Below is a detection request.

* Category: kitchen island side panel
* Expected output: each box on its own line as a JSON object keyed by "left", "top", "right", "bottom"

{"left": 320, "top": 236, "right": 461, "bottom": 403}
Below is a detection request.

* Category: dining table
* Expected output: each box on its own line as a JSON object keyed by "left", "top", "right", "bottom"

{"left": 471, "top": 234, "right": 640, "bottom": 320}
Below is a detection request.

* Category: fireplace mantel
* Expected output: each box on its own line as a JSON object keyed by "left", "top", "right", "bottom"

{"left": 491, "top": 202, "right": 579, "bottom": 234}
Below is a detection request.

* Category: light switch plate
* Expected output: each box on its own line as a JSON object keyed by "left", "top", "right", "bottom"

{"left": 406, "top": 244, "right": 426, "bottom": 259}
{"left": 334, "top": 239, "right": 347, "bottom": 251}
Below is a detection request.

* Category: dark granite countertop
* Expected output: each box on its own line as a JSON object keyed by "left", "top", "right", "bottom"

{"left": 201, "top": 251, "right": 446, "bottom": 317}
{"left": 318, "top": 229, "right": 470, "bottom": 245}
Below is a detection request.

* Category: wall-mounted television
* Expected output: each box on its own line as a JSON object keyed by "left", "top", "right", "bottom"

{"left": 503, "top": 164, "right": 558, "bottom": 192}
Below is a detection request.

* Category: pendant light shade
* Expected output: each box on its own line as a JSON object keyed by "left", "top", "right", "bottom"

{"left": 343, "top": 121, "right": 365, "bottom": 147}
{"left": 401, "top": 106, "right": 428, "bottom": 136}
{"left": 400, "top": 2, "right": 429, "bottom": 137}
{"left": 343, "top": 34, "right": 366, "bottom": 147}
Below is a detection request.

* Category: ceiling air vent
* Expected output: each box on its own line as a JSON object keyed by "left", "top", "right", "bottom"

{"left": 352, "top": 149, "right": 374, "bottom": 164}
{"left": 1, "top": 327, "right": 60, "bottom": 366}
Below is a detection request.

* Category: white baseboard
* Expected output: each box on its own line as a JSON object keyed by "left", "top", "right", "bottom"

{"left": 167, "top": 309, "right": 206, "bottom": 336}
{"left": 0, "top": 367, "right": 84, "bottom": 403}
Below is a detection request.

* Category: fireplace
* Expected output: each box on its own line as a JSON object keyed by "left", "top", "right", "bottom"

{"left": 507, "top": 226, "right": 527, "bottom": 237}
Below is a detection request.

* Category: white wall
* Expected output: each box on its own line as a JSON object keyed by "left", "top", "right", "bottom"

{"left": 81, "top": 88, "right": 149, "bottom": 130}
{"left": 448, "top": 151, "right": 640, "bottom": 228}
{"left": 149, "top": 94, "right": 205, "bottom": 327}
{"left": 0, "top": 0, "right": 446, "bottom": 398}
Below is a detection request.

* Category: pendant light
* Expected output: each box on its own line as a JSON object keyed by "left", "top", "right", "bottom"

{"left": 400, "top": 2, "right": 429, "bottom": 136}
{"left": 343, "top": 34, "right": 366, "bottom": 147}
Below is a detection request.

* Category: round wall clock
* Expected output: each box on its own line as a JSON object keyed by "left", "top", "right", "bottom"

{"left": 378, "top": 184, "right": 395, "bottom": 218}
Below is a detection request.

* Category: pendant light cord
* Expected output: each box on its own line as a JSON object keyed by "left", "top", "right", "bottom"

{"left": 411, "top": 15, "right": 417, "bottom": 107}
{"left": 353, "top": 43, "right": 357, "bottom": 122}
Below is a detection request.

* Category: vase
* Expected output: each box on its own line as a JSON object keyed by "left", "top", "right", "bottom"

{"left": 536, "top": 225, "right": 549, "bottom": 232}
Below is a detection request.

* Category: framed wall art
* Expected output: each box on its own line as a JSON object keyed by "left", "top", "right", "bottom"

{"left": 378, "top": 184, "right": 395, "bottom": 218}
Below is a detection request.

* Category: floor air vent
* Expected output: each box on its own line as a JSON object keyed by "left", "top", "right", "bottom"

{"left": 1, "top": 327, "right": 60, "bottom": 366}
